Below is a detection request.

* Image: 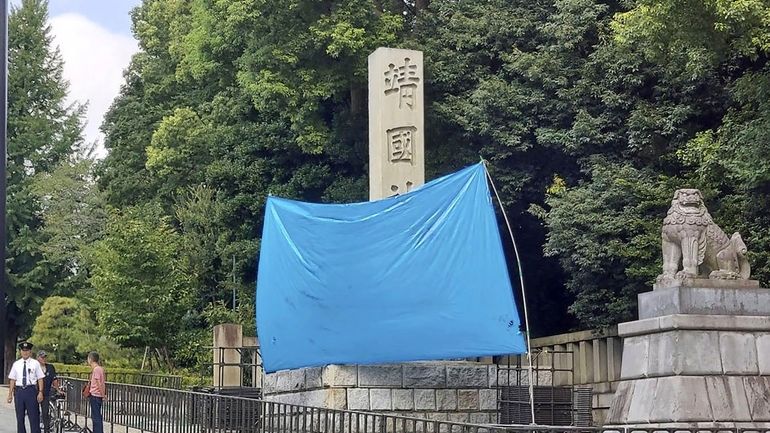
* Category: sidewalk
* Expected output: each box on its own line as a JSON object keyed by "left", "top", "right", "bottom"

{"left": 0, "top": 385, "right": 145, "bottom": 433}
{"left": 0, "top": 386, "right": 29, "bottom": 433}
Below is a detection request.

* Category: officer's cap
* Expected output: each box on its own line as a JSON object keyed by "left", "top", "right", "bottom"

{"left": 18, "top": 342, "right": 33, "bottom": 351}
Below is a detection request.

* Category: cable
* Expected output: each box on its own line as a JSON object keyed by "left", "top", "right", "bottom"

{"left": 481, "top": 159, "right": 537, "bottom": 425}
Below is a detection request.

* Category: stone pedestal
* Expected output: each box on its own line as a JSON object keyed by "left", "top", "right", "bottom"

{"left": 607, "top": 281, "right": 770, "bottom": 428}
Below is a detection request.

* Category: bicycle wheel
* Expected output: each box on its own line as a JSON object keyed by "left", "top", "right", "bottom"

{"left": 51, "top": 399, "right": 65, "bottom": 433}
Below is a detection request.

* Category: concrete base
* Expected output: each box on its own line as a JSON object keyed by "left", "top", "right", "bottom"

{"left": 609, "top": 376, "right": 770, "bottom": 424}
{"left": 603, "top": 422, "right": 770, "bottom": 431}
{"left": 590, "top": 382, "right": 619, "bottom": 427}
{"left": 653, "top": 277, "right": 760, "bottom": 290}
{"left": 212, "top": 324, "right": 243, "bottom": 388}
{"left": 639, "top": 285, "right": 770, "bottom": 319}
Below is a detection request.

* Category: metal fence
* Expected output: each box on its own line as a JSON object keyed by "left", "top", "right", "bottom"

{"left": 498, "top": 386, "right": 591, "bottom": 426}
{"left": 65, "top": 377, "right": 596, "bottom": 433}
{"left": 496, "top": 350, "right": 591, "bottom": 426}
{"left": 61, "top": 377, "right": 770, "bottom": 433}
{"left": 58, "top": 370, "right": 183, "bottom": 389}
{"left": 206, "top": 345, "right": 263, "bottom": 389}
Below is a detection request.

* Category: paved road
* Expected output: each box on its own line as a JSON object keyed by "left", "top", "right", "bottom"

{"left": 0, "top": 386, "right": 31, "bottom": 433}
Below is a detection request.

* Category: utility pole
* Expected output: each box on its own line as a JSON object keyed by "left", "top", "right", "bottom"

{"left": 0, "top": 0, "right": 9, "bottom": 381}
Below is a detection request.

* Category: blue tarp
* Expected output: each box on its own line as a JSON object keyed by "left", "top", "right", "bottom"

{"left": 256, "top": 163, "right": 527, "bottom": 373}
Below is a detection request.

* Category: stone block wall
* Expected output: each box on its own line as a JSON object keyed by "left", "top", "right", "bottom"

{"left": 589, "top": 382, "right": 618, "bottom": 426}
{"left": 263, "top": 361, "right": 551, "bottom": 423}
{"left": 608, "top": 313, "right": 770, "bottom": 425}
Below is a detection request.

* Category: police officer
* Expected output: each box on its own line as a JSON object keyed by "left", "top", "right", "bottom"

{"left": 6, "top": 342, "right": 45, "bottom": 433}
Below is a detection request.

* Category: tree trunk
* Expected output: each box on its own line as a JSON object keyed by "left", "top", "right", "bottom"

{"left": 3, "top": 322, "right": 18, "bottom": 383}
{"left": 161, "top": 346, "right": 173, "bottom": 371}
{"left": 391, "top": 0, "right": 405, "bottom": 16}
{"left": 154, "top": 347, "right": 163, "bottom": 370}
{"left": 415, "top": 0, "right": 429, "bottom": 12}
{"left": 350, "top": 85, "right": 366, "bottom": 116}
{"left": 140, "top": 346, "right": 149, "bottom": 371}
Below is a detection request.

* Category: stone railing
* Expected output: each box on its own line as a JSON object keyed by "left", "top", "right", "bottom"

{"left": 528, "top": 327, "right": 622, "bottom": 387}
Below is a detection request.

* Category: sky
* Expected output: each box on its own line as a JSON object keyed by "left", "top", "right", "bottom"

{"left": 20, "top": 0, "right": 142, "bottom": 157}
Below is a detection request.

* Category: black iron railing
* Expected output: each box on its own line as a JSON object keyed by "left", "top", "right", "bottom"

{"left": 496, "top": 349, "right": 592, "bottom": 426}
{"left": 206, "top": 345, "right": 263, "bottom": 389}
{"left": 63, "top": 377, "right": 600, "bottom": 433}
{"left": 60, "top": 377, "right": 769, "bottom": 433}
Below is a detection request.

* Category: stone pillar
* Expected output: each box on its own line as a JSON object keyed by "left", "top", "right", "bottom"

{"left": 368, "top": 47, "right": 425, "bottom": 200}
{"left": 607, "top": 279, "right": 770, "bottom": 428}
{"left": 606, "top": 337, "right": 622, "bottom": 383}
{"left": 213, "top": 323, "right": 243, "bottom": 388}
{"left": 592, "top": 339, "right": 608, "bottom": 383}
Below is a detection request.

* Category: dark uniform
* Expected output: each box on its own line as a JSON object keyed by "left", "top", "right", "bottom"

{"left": 38, "top": 351, "right": 57, "bottom": 433}
{"left": 6, "top": 342, "right": 45, "bottom": 433}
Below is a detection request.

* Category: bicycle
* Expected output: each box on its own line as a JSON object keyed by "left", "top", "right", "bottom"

{"left": 48, "top": 380, "right": 80, "bottom": 433}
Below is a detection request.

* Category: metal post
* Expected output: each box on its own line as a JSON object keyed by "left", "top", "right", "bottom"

{"left": 0, "top": 0, "right": 8, "bottom": 382}
{"left": 482, "top": 160, "right": 537, "bottom": 424}
{"left": 232, "top": 254, "right": 236, "bottom": 311}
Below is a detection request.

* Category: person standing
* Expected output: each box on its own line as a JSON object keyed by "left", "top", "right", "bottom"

{"left": 36, "top": 351, "right": 58, "bottom": 433}
{"left": 87, "top": 352, "right": 106, "bottom": 433}
{"left": 6, "top": 342, "right": 45, "bottom": 433}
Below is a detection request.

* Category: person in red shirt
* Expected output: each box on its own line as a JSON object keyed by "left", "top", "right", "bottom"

{"left": 87, "top": 352, "right": 106, "bottom": 433}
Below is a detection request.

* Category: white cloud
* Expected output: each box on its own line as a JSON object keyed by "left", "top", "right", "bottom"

{"left": 49, "top": 13, "right": 138, "bottom": 158}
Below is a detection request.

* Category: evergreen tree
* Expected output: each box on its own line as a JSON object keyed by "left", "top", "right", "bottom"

{"left": 3, "top": 0, "right": 85, "bottom": 370}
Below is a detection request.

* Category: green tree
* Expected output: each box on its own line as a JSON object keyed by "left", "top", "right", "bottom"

{"left": 534, "top": 0, "right": 770, "bottom": 327}
{"left": 95, "top": 0, "right": 770, "bottom": 340}
{"left": 414, "top": 0, "right": 622, "bottom": 333}
{"left": 416, "top": 0, "right": 738, "bottom": 330}
{"left": 30, "top": 158, "right": 105, "bottom": 297}
{"left": 85, "top": 204, "right": 193, "bottom": 367}
{"left": 612, "top": 0, "right": 770, "bottom": 72}
{"left": 4, "top": 0, "right": 85, "bottom": 369}
{"left": 537, "top": 159, "right": 682, "bottom": 327}
{"left": 30, "top": 296, "right": 99, "bottom": 364}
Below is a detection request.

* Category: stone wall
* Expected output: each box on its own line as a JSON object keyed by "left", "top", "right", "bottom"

{"left": 263, "top": 361, "right": 551, "bottom": 424}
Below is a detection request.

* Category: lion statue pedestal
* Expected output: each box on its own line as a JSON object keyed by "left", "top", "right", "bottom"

{"left": 606, "top": 189, "right": 770, "bottom": 429}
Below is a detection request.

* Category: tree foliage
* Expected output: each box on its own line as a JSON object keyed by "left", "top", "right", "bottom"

{"left": 536, "top": 0, "right": 770, "bottom": 326}
{"left": 30, "top": 296, "right": 129, "bottom": 365}
{"left": 30, "top": 158, "right": 105, "bottom": 297}
{"left": 537, "top": 160, "right": 681, "bottom": 327}
{"left": 90, "top": 0, "right": 770, "bottom": 338}
{"left": 30, "top": 297, "right": 92, "bottom": 364}
{"left": 85, "top": 204, "right": 193, "bottom": 359}
{"left": 3, "top": 0, "right": 85, "bottom": 367}
{"left": 14, "top": 0, "right": 770, "bottom": 370}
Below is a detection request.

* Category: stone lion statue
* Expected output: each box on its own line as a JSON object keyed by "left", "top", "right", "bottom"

{"left": 659, "top": 188, "right": 750, "bottom": 281}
